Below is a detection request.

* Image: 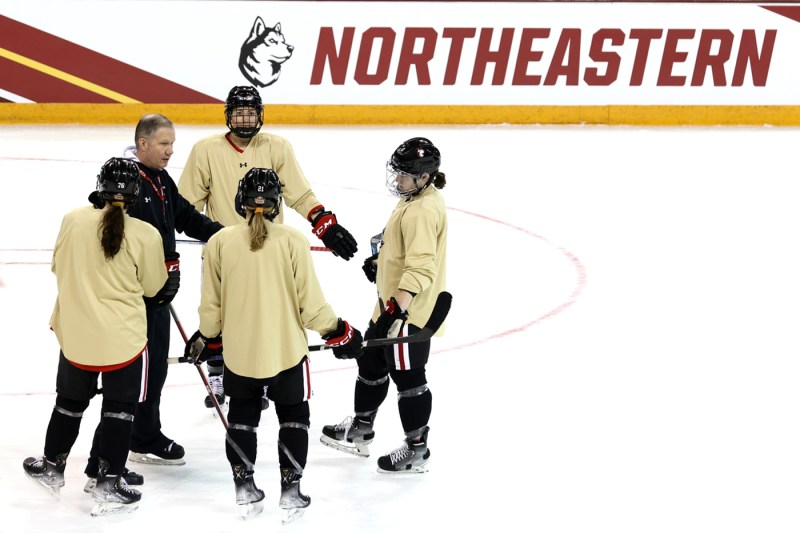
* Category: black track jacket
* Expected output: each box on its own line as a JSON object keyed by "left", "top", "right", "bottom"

{"left": 128, "top": 161, "right": 223, "bottom": 256}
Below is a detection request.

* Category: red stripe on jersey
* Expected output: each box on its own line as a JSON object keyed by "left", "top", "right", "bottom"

{"left": 225, "top": 132, "right": 245, "bottom": 154}
{"left": 68, "top": 344, "right": 146, "bottom": 372}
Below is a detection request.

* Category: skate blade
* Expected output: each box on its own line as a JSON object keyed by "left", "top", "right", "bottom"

{"left": 239, "top": 501, "right": 264, "bottom": 521}
{"left": 26, "top": 476, "right": 63, "bottom": 501}
{"left": 128, "top": 452, "right": 186, "bottom": 466}
{"left": 91, "top": 501, "right": 139, "bottom": 517}
{"left": 281, "top": 507, "right": 306, "bottom": 524}
{"left": 319, "top": 435, "right": 371, "bottom": 457}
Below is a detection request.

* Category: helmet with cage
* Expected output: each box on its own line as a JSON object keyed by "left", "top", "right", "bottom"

{"left": 386, "top": 137, "right": 441, "bottom": 198}
{"left": 225, "top": 86, "right": 264, "bottom": 138}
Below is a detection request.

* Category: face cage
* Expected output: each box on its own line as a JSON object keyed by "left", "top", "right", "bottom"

{"left": 226, "top": 107, "right": 264, "bottom": 138}
{"left": 385, "top": 162, "right": 424, "bottom": 198}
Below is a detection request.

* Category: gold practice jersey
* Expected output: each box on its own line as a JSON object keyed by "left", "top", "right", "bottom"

{"left": 375, "top": 186, "right": 448, "bottom": 335}
{"left": 49, "top": 206, "right": 167, "bottom": 366}
{"left": 178, "top": 132, "right": 322, "bottom": 226}
{"left": 198, "top": 221, "right": 339, "bottom": 379}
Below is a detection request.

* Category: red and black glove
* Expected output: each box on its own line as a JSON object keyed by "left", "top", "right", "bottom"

{"left": 322, "top": 319, "right": 363, "bottom": 359}
{"left": 309, "top": 207, "right": 358, "bottom": 261}
{"left": 373, "top": 297, "right": 409, "bottom": 339}
{"left": 184, "top": 330, "right": 222, "bottom": 365}
{"left": 155, "top": 252, "right": 180, "bottom": 306}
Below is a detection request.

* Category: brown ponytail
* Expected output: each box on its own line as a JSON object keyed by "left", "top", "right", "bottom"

{"left": 100, "top": 202, "right": 126, "bottom": 259}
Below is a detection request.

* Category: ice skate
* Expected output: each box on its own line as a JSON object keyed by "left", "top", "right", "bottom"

{"left": 22, "top": 452, "right": 67, "bottom": 500}
{"left": 84, "top": 467, "right": 143, "bottom": 493}
{"left": 377, "top": 427, "right": 431, "bottom": 474}
{"left": 232, "top": 464, "right": 264, "bottom": 520}
{"left": 90, "top": 459, "right": 141, "bottom": 517}
{"left": 320, "top": 413, "right": 375, "bottom": 457}
{"left": 204, "top": 373, "right": 225, "bottom": 409}
{"left": 129, "top": 440, "right": 186, "bottom": 466}
{"left": 279, "top": 467, "right": 310, "bottom": 524}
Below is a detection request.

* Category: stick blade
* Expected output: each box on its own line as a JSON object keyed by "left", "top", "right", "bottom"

{"left": 424, "top": 291, "right": 451, "bottom": 333}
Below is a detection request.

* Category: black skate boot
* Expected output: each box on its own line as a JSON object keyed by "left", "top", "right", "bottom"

{"left": 84, "top": 466, "right": 144, "bottom": 493}
{"left": 90, "top": 458, "right": 142, "bottom": 516}
{"left": 377, "top": 426, "right": 431, "bottom": 474}
{"left": 320, "top": 412, "right": 376, "bottom": 457}
{"left": 129, "top": 439, "right": 185, "bottom": 466}
{"left": 279, "top": 467, "right": 310, "bottom": 524}
{"left": 232, "top": 464, "right": 264, "bottom": 520}
{"left": 22, "top": 452, "right": 68, "bottom": 500}
{"left": 204, "top": 373, "right": 225, "bottom": 409}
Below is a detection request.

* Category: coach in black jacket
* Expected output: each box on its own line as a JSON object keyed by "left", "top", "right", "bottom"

{"left": 85, "top": 114, "right": 223, "bottom": 485}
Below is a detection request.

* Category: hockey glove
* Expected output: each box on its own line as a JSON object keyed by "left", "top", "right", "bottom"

{"left": 309, "top": 208, "right": 358, "bottom": 261}
{"left": 322, "top": 319, "right": 364, "bottom": 359}
{"left": 184, "top": 330, "right": 222, "bottom": 365}
{"left": 154, "top": 252, "right": 180, "bottom": 306}
{"left": 362, "top": 252, "right": 379, "bottom": 283}
{"left": 373, "top": 297, "right": 409, "bottom": 339}
{"left": 88, "top": 190, "right": 105, "bottom": 209}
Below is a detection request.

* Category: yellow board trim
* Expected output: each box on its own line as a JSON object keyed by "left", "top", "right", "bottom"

{"left": 1, "top": 103, "right": 800, "bottom": 126}
{"left": 0, "top": 49, "right": 141, "bottom": 104}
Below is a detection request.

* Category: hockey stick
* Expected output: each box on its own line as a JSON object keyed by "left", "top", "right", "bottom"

{"left": 167, "top": 291, "right": 452, "bottom": 362}
{"left": 167, "top": 304, "right": 229, "bottom": 428}
{"left": 168, "top": 305, "right": 260, "bottom": 476}
{"left": 176, "top": 238, "right": 331, "bottom": 252}
{"left": 309, "top": 291, "right": 452, "bottom": 352}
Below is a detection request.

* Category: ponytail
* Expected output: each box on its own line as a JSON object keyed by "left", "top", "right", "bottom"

{"left": 100, "top": 202, "right": 126, "bottom": 259}
{"left": 247, "top": 207, "right": 270, "bottom": 250}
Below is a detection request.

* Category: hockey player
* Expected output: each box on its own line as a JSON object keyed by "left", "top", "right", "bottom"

{"left": 85, "top": 114, "right": 224, "bottom": 470}
{"left": 321, "top": 137, "right": 448, "bottom": 473}
{"left": 183, "top": 168, "right": 363, "bottom": 521}
{"left": 23, "top": 158, "right": 168, "bottom": 516}
{"left": 178, "top": 85, "right": 358, "bottom": 411}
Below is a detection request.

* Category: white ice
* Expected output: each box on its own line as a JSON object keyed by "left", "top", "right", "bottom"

{"left": 1, "top": 123, "right": 799, "bottom": 532}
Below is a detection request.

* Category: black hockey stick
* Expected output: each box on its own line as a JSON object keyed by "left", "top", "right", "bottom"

{"left": 167, "top": 304, "right": 229, "bottom": 428}
{"left": 309, "top": 290, "right": 452, "bottom": 352}
{"left": 168, "top": 291, "right": 452, "bottom": 361}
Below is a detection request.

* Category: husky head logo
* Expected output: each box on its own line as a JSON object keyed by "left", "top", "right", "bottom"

{"left": 238, "top": 17, "right": 294, "bottom": 88}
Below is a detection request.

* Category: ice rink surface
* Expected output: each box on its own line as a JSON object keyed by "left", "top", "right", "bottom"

{"left": 1, "top": 123, "right": 798, "bottom": 532}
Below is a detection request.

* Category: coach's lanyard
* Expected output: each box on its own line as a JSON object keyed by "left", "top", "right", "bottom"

{"left": 138, "top": 166, "right": 167, "bottom": 222}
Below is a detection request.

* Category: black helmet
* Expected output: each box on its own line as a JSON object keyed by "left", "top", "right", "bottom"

{"left": 96, "top": 157, "right": 141, "bottom": 207}
{"left": 225, "top": 86, "right": 264, "bottom": 138}
{"left": 386, "top": 137, "right": 441, "bottom": 198}
{"left": 235, "top": 168, "right": 282, "bottom": 220}
{"left": 389, "top": 137, "right": 441, "bottom": 176}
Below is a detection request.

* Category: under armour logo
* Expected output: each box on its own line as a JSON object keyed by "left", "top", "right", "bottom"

{"left": 144, "top": 197, "right": 151, "bottom": 203}
{"left": 240, "top": 162, "right": 248, "bottom": 168}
